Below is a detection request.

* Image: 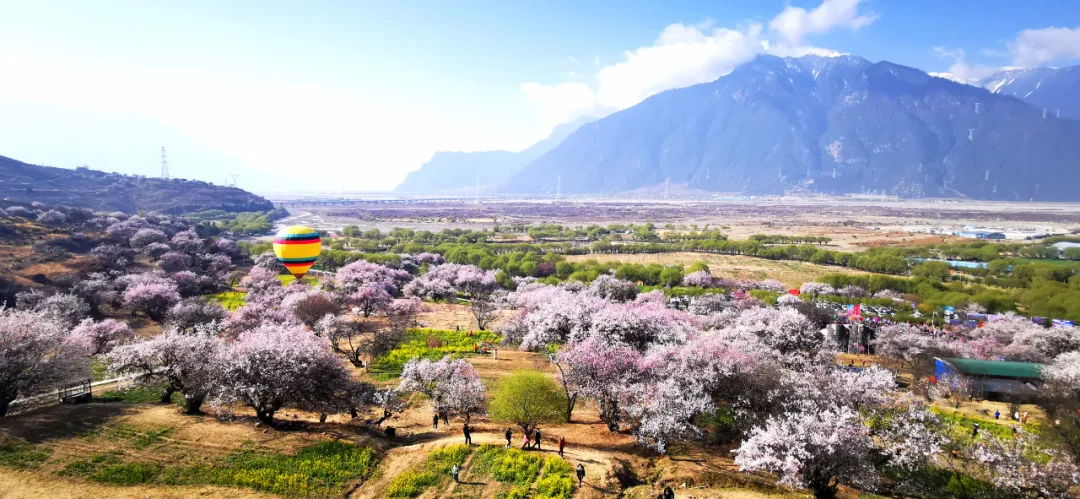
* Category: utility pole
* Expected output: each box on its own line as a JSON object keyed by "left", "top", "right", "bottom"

{"left": 160, "top": 147, "right": 169, "bottom": 180}
{"left": 555, "top": 175, "right": 561, "bottom": 203}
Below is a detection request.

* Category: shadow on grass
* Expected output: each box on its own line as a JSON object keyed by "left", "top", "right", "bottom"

{"left": 0, "top": 403, "right": 136, "bottom": 444}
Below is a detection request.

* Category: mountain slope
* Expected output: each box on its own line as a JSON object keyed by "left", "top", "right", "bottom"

{"left": 978, "top": 66, "right": 1080, "bottom": 120}
{"left": 394, "top": 118, "right": 590, "bottom": 194}
{"left": 505, "top": 55, "right": 1080, "bottom": 201}
{"left": 0, "top": 155, "right": 275, "bottom": 214}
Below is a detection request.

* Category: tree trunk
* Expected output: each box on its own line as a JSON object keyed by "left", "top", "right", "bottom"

{"left": 319, "top": 413, "right": 328, "bottom": 423}
{"left": 0, "top": 397, "right": 12, "bottom": 417}
{"left": 183, "top": 392, "right": 206, "bottom": 414}
{"left": 348, "top": 350, "right": 364, "bottom": 368}
{"left": 256, "top": 409, "right": 276, "bottom": 426}
{"left": 565, "top": 393, "right": 577, "bottom": 423}
{"left": 160, "top": 387, "right": 176, "bottom": 404}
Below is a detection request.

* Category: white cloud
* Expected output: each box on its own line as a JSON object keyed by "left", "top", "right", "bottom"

{"left": 567, "top": 56, "right": 579, "bottom": 63}
{"left": 520, "top": 81, "right": 598, "bottom": 129}
{"left": 519, "top": 0, "right": 874, "bottom": 128}
{"left": 768, "top": 0, "right": 877, "bottom": 45}
{"left": 594, "top": 23, "right": 765, "bottom": 110}
{"left": 1008, "top": 25, "right": 1080, "bottom": 66}
{"left": 931, "top": 46, "right": 1003, "bottom": 83}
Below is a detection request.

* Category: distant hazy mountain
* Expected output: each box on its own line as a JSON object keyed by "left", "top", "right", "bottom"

{"left": 504, "top": 54, "right": 1080, "bottom": 201}
{"left": 0, "top": 155, "right": 275, "bottom": 214}
{"left": 394, "top": 118, "right": 590, "bottom": 194}
{"left": 978, "top": 66, "right": 1080, "bottom": 120}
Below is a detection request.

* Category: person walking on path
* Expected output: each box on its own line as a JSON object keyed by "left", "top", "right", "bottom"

{"left": 533, "top": 428, "right": 542, "bottom": 450}
{"left": 522, "top": 432, "right": 531, "bottom": 450}
{"left": 576, "top": 464, "right": 585, "bottom": 486}
{"left": 451, "top": 464, "right": 460, "bottom": 483}
{"left": 504, "top": 428, "right": 512, "bottom": 449}
{"left": 463, "top": 423, "right": 472, "bottom": 445}
{"left": 432, "top": 413, "right": 439, "bottom": 431}
{"left": 558, "top": 436, "right": 565, "bottom": 457}
{"left": 995, "top": 410, "right": 1000, "bottom": 420}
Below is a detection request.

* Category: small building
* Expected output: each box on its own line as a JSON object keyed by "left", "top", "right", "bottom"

{"left": 934, "top": 357, "right": 1043, "bottom": 398}
{"left": 956, "top": 231, "right": 1006, "bottom": 240}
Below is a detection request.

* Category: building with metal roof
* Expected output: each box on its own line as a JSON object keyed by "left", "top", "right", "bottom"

{"left": 934, "top": 357, "right": 1044, "bottom": 398}
{"left": 956, "top": 231, "right": 1006, "bottom": 240}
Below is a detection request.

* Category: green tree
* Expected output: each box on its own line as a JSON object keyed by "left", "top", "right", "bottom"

{"left": 659, "top": 267, "right": 685, "bottom": 288}
{"left": 911, "top": 261, "right": 950, "bottom": 281}
{"left": 489, "top": 371, "right": 567, "bottom": 434}
{"left": 342, "top": 225, "right": 360, "bottom": 237}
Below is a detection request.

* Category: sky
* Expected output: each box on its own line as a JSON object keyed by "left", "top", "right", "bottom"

{"left": 0, "top": 0, "right": 1078, "bottom": 193}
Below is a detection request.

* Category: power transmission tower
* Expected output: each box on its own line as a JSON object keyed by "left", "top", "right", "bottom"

{"left": 968, "top": 128, "right": 975, "bottom": 141}
{"left": 555, "top": 175, "right": 561, "bottom": 202}
{"left": 474, "top": 174, "right": 480, "bottom": 205}
{"left": 230, "top": 174, "right": 238, "bottom": 187}
{"left": 160, "top": 147, "right": 169, "bottom": 180}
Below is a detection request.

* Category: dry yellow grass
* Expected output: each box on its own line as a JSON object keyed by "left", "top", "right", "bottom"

{"left": 565, "top": 252, "right": 869, "bottom": 288}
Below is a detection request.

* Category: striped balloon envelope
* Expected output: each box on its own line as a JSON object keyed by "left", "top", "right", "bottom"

{"left": 272, "top": 225, "right": 321, "bottom": 280}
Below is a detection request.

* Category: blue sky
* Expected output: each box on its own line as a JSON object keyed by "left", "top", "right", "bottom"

{"left": 0, "top": 0, "right": 1077, "bottom": 192}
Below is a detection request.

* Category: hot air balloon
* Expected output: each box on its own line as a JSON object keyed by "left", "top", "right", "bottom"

{"left": 273, "top": 225, "right": 321, "bottom": 281}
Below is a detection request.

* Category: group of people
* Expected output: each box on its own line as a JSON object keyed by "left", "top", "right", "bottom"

{"left": 503, "top": 426, "right": 566, "bottom": 457}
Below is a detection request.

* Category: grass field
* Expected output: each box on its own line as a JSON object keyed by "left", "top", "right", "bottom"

{"left": 565, "top": 252, "right": 870, "bottom": 287}
{"left": 209, "top": 290, "right": 247, "bottom": 310}
{"left": 368, "top": 328, "right": 501, "bottom": 379}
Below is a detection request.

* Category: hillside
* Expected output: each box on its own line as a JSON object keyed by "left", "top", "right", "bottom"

{"left": 394, "top": 118, "right": 590, "bottom": 194}
{"left": 0, "top": 155, "right": 275, "bottom": 214}
{"left": 504, "top": 54, "right": 1080, "bottom": 201}
{"left": 979, "top": 65, "right": 1080, "bottom": 120}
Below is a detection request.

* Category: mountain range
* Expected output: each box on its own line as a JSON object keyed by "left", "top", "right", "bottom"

{"left": 394, "top": 118, "right": 590, "bottom": 194}
{"left": 0, "top": 155, "right": 275, "bottom": 214}
{"left": 978, "top": 66, "right": 1080, "bottom": 120}
{"left": 494, "top": 55, "right": 1080, "bottom": 200}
